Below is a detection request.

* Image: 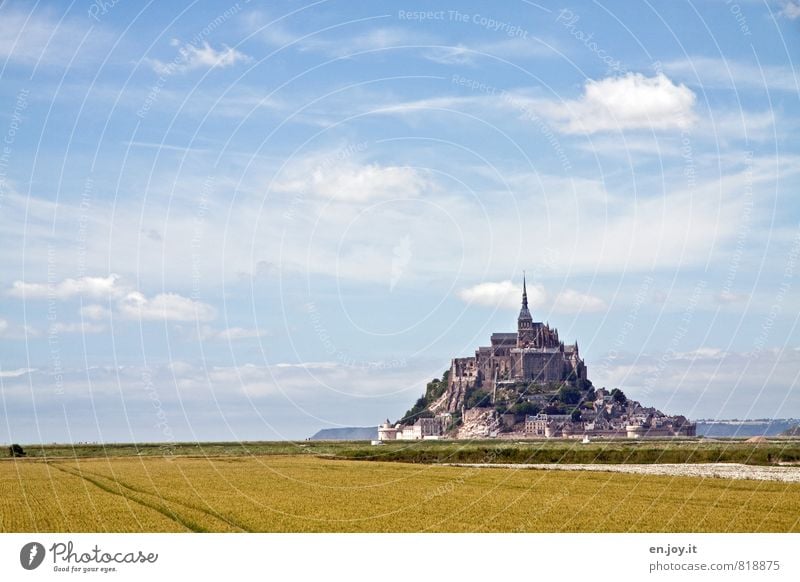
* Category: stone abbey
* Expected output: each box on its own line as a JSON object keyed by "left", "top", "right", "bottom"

{"left": 378, "top": 275, "right": 695, "bottom": 441}
{"left": 445, "top": 275, "right": 586, "bottom": 412}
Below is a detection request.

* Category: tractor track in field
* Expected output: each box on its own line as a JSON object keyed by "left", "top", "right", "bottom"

{"left": 49, "top": 463, "right": 249, "bottom": 532}
{"left": 71, "top": 464, "right": 253, "bottom": 532}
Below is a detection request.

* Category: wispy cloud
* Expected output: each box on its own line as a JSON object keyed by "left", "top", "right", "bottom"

{"left": 198, "top": 326, "right": 265, "bottom": 341}
{"left": 255, "top": 16, "right": 425, "bottom": 58}
{"left": 0, "top": 5, "right": 110, "bottom": 68}
{"left": 664, "top": 56, "right": 799, "bottom": 93}
{"left": 117, "top": 291, "right": 216, "bottom": 322}
{"left": 253, "top": 14, "right": 555, "bottom": 66}
{"left": 146, "top": 39, "right": 251, "bottom": 75}
{"left": 0, "top": 367, "right": 36, "bottom": 378}
{"left": 552, "top": 289, "right": 607, "bottom": 313}
{"left": 274, "top": 156, "right": 431, "bottom": 202}
{"left": 8, "top": 274, "right": 124, "bottom": 300}
{"left": 425, "top": 37, "right": 558, "bottom": 65}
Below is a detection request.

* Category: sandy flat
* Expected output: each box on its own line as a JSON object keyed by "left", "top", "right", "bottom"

{"left": 444, "top": 462, "right": 800, "bottom": 482}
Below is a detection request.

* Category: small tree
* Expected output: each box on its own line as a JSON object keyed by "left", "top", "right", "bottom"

{"left": 611, "top": 388, "right": 627, "bottom": 405}
{"left": 543, "top": 403, "right": 566, "bottom": 415}
{"left": 9, "top": 444, "right": 25, "bottom": 457}
{"left": 511, "top": 401, "right": 540, "bottom": 418}
{"left": 558, "top": 385, "right": 582, "bottom": 405}
{"left": 465, "top": 388, "right": 492, "bottom": 409}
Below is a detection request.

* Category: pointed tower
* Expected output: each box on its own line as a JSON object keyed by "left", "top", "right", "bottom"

{"left": 517, "top": 273, "right": 534, "bottom": 348}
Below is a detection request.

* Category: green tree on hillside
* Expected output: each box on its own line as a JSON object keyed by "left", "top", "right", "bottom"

{"left": 465, "top": 387, "right": 492, "bottom": 409}
{"left": 558, "top": 385, "right": 582, "bottom": 405}
{"left": 399, "top": 371, "right": 449, "bottom": 423}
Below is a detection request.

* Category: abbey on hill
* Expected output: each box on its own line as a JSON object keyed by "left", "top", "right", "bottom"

{"left": 446, "top": 275, "right": 586, "bottom": 413}
{"left": 379, "top": 277, "right": 695, "bottom": 441}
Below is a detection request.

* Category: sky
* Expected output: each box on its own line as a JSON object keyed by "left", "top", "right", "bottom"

{"left": 0, "top": 0, "right": 799, "bottom": 443}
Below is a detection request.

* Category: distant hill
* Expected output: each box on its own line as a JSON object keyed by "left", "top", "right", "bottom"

{"left": 780, "top": 424, "right": 800, "bottom": 437}
{"left": 309, "top": 427, "right": 378, "bottom": 441}
{"left": 696, "top": 419, "right": 799, "bottom": 437}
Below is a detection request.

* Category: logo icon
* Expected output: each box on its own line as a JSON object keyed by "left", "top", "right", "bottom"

{"left": 20, "top": 542, "right": 45, "bottom": 570}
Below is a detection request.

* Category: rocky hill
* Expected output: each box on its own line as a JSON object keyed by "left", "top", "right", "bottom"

{"left": 397, "top": 369, "right": 604, "bottom": 436}
{"left": 389, "top": 364, "right": 696, "bottom": 440}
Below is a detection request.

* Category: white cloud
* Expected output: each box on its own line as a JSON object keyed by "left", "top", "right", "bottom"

{"left": 675, "top": 347, "right": 727, "bottom": 360}
{"left": 4, "top": 148, "right": 792, "bottom": 291}
{"left": 147, "top": 40, "right": 251, "bottom": 75}
{"left": 552, "top": 289, "right": 607, "bottom": 313}
{"left": 0, "top": 367, "right": 36, "bottom": 378}
{"left": 0, "top": 318, "right": 40, "bottom": 339}
{"left": 547, "top": 73, "right": 696, "bottom": 134}
{"left": 216, "top": 327, "right": 264, "bottom": 340}
{"left": 8, "top": 274, "right": 123, "bottom": 300}
{"left": 7, "top": 276, "right": 216, "bottom": 323}
{"left": 458, "top": 280, "right": 546, "bottom": 310}
{"left": 715, "top": 291, "right": 749, "bottom": 304}
{"left": 274, "top": 159, "right": 429, "bottom": 202}
{"left": 780, "top": 1, "right": 800, "bottom": 19}
{"left": 269, "top": 152, "right": 791, "bottom": 284}
{"left": 199, "top": 326, "right": 265, "bottom": 341}
{"left": 49, "top": 322, "right": 106, "bottom": 334}
{"left": 373, "top": 72, "right": 697, "bottom": 136}
{"left": 80, "top": 304, "right": 112, "bottom": 320}
{"left": 118, "top": 291, "right": 216, "bottom": 322}
{"left": 167, "top": 360, "right": 194, "bottom": 375}
{"left": 273, "top": 362, "right": 342, "bottom": 369}
{"left": 458, "top": 282, "right": 605, "bottom": 314}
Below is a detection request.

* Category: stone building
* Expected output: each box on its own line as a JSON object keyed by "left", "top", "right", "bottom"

{"left": 377, "top": 419, "right": 398, "bottom": 441}
{"left": 524, "top": 413, "right": 571, "bottom": 436}
{"left": 382, "top": 415, "right": 450, "bottom": 441}
{"left": 446, "top": 276, "right": 587, "bottom": 412}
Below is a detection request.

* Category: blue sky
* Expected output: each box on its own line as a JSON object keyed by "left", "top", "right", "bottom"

{"left": 1, "top": 0, "right": 799, "bottom": 442}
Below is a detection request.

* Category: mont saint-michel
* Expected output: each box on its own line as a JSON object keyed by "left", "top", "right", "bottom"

{"left": 379, "top": 277, "right": 695, "bottom": 441}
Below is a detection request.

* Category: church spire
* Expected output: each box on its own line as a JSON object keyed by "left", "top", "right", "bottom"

{"left": 518, "top": 272, "right": 532, "bottom": 324}
{"left": 517, "top": 271, "right": 533, "bottom": 346}
{"left": 522, "top": 271, "right": 528, "bottom": 310}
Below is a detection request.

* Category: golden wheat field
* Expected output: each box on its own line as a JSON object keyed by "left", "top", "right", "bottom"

{"left": 2, "top": 455, "right": 799, "bottom": 533}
